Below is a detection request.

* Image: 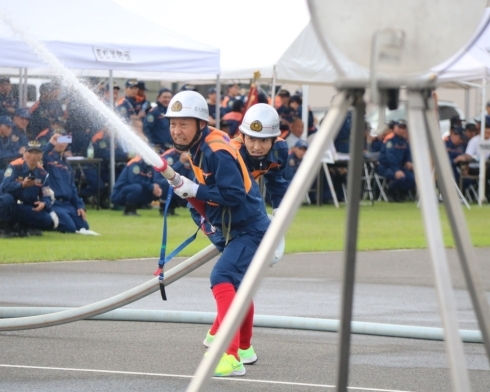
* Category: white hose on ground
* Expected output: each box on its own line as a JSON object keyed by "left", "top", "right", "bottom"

{"left": 0, "top": 245, "right": 219, "bottom": 331}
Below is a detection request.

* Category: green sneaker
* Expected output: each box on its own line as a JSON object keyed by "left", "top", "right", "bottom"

{"left": 203, "top": 330, "right": 215, "bottom": 348}
{"left": 213, "top": 353, "right": 246, "bottom": 377}
{"left": 238, "top": 346, "right": 257, "bottom": 365}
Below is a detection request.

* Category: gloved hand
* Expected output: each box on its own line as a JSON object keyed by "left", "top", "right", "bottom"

{"left": 170, "top": 175, "right": 199, "bottom": 199}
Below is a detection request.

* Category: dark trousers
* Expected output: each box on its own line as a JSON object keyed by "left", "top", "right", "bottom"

{"left": 52, "top": 200, "right": 89, "bottom": 233}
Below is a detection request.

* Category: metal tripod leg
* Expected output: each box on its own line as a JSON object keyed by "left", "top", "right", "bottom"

{"left": 407, "top": 90, "right": 471, "bottom": 392}
{"left": 186, "top": 91, "right": 353, "bottom": 392}
{"left": 335, "top": 90, "right": 366, "bottom": 392}
{"left": 424, "top": 93, "right": 490, "bottom": 363}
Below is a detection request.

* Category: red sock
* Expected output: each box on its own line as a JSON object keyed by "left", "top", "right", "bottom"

{"left": 212, "top": 283, "right": 240, "bottom": 360}
{"left": 209, "top": 316, "right": 220, "bottom": 335}
{"left": 240, "top": 302, "right": 254, "bottom": 350}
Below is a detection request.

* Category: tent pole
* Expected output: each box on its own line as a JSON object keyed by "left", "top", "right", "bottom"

{"left": 215, "top": 74, "right": 220, "bottom": 130}
{"left": 23, "top": 68, "right": 28, "bottom": 107}
{"left": 109, "top": 70, "right": 115, "bottom": 196}
{"left": 18, "top": 68, "right": 23, "bottom": 107}
{"left": 302, "top": 84, "right": 309, "bottom": 140}
{"left": 271, "top": 67, "right": 277, "bottom": 108}
{"left": 464, "top": 87, "right": 470, "bottom": 120}
{"left": 478, "top": 78, "right": 486, "bottom": 206}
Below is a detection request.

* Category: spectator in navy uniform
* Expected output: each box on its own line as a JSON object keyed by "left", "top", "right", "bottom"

{"left": 221, "top": 83, "right": 239, "bottom": 113}
{"left": 28, "top": 82, "right": 64, "bottom": 139}
{"left": 135, "top": 81, "right": 150, "bottom": 115}
{"left": 376, "top": 119, "right": 415, "bottom": 201}
{"left": 36, "top": 117, "right": 71, "bottom": 151}
{"left": 285, "top": 139, "right": 308, "bottom": 181}
{"left": 0, "top": 76, "right": 17, "bottom": 118}
{"left": 276, "top": 89, "right": 295, "bottom": 124}
{"left": 78, "top": 127, "right": 129, "bottom": 203}
{"left": 0, "top": 141, "right": 58, "bottom": 237}
{"left": 42, "top": 133, "right": 94, "bottom": 234}
{"left": 155, "top": 148, "right": 194, "bottom": 215}
{"left": 143, "top": 88, "right": 173, "bottom": 150}
{"left": 444, "top": 125, "right": 467, "bottom": 181}
{"left": 333, "top": 111, "right": 352, "bottom": 154}
{"left": 116, "top": 80, "right": 139, "bottom": 122}
{"left": 222, "top": 99, "right": 244, "bottom": 137}
{"left": 110, "top": 156, "right": 162, "bottom": 216}
{"left": 12, "top": 108, "right": 30, "bottom": 148}
{"left": 0, "top": 116, "right": 26, "bottom": 183}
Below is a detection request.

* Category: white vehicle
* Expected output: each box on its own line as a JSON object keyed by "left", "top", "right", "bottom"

{"left": 366, "top": 100, "right": 464, "bottom": 138}
{"left": 9, "top": 77, "right": 52, "bottom": 107}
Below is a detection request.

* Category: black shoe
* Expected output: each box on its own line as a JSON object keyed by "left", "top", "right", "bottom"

{"left": 123, "top": 204, "right": 140, "bottom": 216}
{"left": 27, "top": 229, "right": 43, "bottom": 236}
{"left": 0, "top": 229, "right": 14, "bottom": 238}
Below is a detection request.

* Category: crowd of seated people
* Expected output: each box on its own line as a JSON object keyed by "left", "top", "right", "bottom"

{"left": 2, "top": 73, "right": 490, "bottom": 238}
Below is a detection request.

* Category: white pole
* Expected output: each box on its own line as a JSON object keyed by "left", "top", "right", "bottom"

{"left": 302, "top": 84, "right": 309, "bottom": 140}
{"left": 22, "top": 68, "right": 28, "bottom": 107}
{"left": 464, "top": 87, "right": 470, "bottom": 120}
{"left": 109, "top": 70, "right": 115, "bottom": 194}
{"left": 215, "top": 74, "right": 220, "bottom": 130}
{"left": 478, "top": 78, "right": 486, "bottom": 206}
{"left": 18, "top": 68, "right": 23, "bottom": 107}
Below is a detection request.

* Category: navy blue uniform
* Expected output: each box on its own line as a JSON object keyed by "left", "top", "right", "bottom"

{"left": 0, "top": 158, "right": 54, "bottom": 230}
{"left": 186, "top": 126, "right": 269, "bottom": 288}
{"left": 28, "top": 100, "right": 64, "bottom": 138}
{"left": 277, "top": 105, "right": 295, "bottom": 123}
{"left": 334, "top": 112, "right": 352, "bottom": 154}
{"left": 110, "top": 157, "right": 156, "bottom": 206}
{"left": 143, "top": 103, "right": 173, "bottom": 150}
{"left": 376, "top": 134, "right": 415, "bottom": 192}
{"left": 445, "top": 136, "right": 467, "bottom": 182}
{"left": 285, "top": 152, "right": 302, "bottom": 181}
{"left": 115, "top": 97, "right": 137, "bottom": 122}
{"left": 0, "top": 132, "right": 24, "bottom": 182}
{"left": 233, "top": 136, "right": 290, "bottom": 209}
{"left": 0, "top": 93, "right": 17, "bottom": 118}
{"left": 43, "top": 143, "right": 89, "bottom": 233}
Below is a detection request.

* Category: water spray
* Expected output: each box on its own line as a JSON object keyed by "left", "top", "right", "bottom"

{"left": 0, "top": 8, "right": 206, "bottom": 216}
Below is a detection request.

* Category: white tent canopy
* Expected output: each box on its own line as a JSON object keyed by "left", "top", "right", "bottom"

{"left": 0, "top": 0, "right": 220, "bottom": 78}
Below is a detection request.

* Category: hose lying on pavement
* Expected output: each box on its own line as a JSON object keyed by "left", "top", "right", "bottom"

{"left": 0, "top": 245, "right": 219, "bottom": 332}
{"left": 0, "top": 306, "right": 482, "bottom": 343}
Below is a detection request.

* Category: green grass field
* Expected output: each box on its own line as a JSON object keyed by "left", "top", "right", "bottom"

{"left": 1, "top": 203, "right": 490, "bottom": 264}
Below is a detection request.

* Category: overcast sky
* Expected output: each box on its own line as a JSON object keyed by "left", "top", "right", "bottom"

{"left": 113, "top": 0, "right": 311, "bottom": 72}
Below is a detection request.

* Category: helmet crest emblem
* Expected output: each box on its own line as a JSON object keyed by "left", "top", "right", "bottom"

{"left": 171, "top": 101, "right": 183, "bottom": 112}
{"left": 250, "top": 120, "right": 263, "bottom": 132}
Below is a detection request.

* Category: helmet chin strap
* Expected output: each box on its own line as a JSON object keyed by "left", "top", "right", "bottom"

{"left": 174, "top": 119, "right": 204, "bottom": 151}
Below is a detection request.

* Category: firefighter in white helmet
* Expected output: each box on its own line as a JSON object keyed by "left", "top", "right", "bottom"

{"left": 202, "top": 102, "right": 288, "bottom": 349}
{"left": 165, "top": 90, "right": 270, "bottom": 377}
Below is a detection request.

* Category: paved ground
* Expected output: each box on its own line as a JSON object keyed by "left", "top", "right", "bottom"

{"left": 0, "top": 248, "right": 489, "bottom": 391}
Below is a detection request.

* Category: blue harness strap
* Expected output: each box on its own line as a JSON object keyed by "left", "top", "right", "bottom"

{"left": 154, "top": 185, "right": 199, "bottom": 301}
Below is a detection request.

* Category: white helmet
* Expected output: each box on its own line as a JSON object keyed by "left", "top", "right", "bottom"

{"left": 165, "top": 91, "right": 209, "bottom": 122}
{"left": 239, "top": 103, "right": 280, "bottom": 138}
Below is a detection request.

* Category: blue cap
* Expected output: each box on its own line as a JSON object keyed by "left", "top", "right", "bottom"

{"left": 136, "top": 81, "right": 147, "bottom": 91}
{"left": 158, "top": 87, "right": 172, "bottom": 96}
{"left": 125, "top": 79, "right": 138, "bottom": 88}
{"left": 294, "top": 139, "right": 308, "bottom": 149}
{"left": 451, "top": 126, "right": 465, "bottom": 137}
{"left": 0, "top": 115, "right": 13, "bottom": 126}
{"left": 26, "top": 140, "right": 42, "bottom": 152}
{"left": 14, "top": 108, "right": 30, "bottom": 119}
{"left": 207, "top": 87, "right": 216, "bottom": 94}
{"left": 180, "top": 84, "right": 196, "bottom": 91}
